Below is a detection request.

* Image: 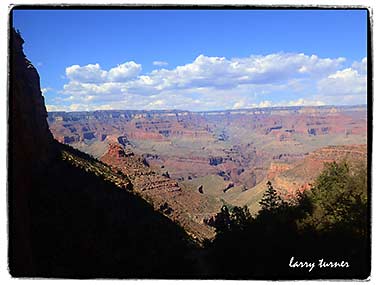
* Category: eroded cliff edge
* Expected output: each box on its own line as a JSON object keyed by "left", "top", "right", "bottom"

{"left": 9, "top": 28, "right": 57, "bottom": 275}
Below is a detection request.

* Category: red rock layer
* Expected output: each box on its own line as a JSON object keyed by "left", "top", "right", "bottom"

{"left": 272, "top": 144, "right": 367, "bottom": 198}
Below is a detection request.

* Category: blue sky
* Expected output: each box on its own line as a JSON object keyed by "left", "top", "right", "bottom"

{"left": 13, "top": 9, "right": 368, "bottom": 111}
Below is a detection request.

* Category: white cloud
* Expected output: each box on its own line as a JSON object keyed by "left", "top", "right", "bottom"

{"left": 68, "top": 103, "right": 113, "bottom": 111}
{"left": 139, "top": 53, "right": 345, "bottom": 91}
{"left": 232, "top": 97, "right": 326, "bottom": 110}
{"left": 249, "top": 98, "right": 325, "bottom": 108}
{"left": 65, "top": 53, "right": 345, "bottom": 91}
{"left": 233, "top": 99, "right": 246, "bottom": 109}
{"left": 108, "top": 62, "right": 142, "bottom": 81}
{"left": 65, "top": 61, "right": 141, "bottom": 83}
{"left": 66, "top": 63, "right": 107, "bottom": 83}
{"left": 286, "top": 98, "right": 325, "bottom": 106}
{"left": 56, "top": 53, "right": 366, "bottom": 111}
{"left": 47, "top": 103, "right": 113, "bottom": 112}
{"left": 153, "top": 61, "right": 168, "bottom": 67}
{"left": 148, "top": 99, "right": 165, "bottom": 107}
{"left": 46, "top": 104, "right": 65, "bottom": 112}
{"left": 317, "top": 59, "right": 367, "bottom": 105}
{"left": 351, "top": 57, "right": 367, "bottom": 75}
{"left": 251, "top": 100, "right": 273, "bottom": 108}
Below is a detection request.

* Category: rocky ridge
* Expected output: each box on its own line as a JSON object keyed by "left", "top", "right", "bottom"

{"left": 100, "top": 143, "right": 220, "bottom": 241}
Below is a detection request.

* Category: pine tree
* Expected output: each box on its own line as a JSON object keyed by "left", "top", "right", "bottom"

{"left": 259, "top": 181, "right": 282, "bottom": 213}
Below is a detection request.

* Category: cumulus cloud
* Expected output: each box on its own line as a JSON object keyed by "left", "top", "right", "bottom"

{"left": 351, "top": 57, "right": 367, "bottom": 75}
{"left": 65, "top": 61, "right": 141, "bottom": 83}
{"left": 66, "top": 64, "right": 107, "bottom": 83}
{"left": 252, "top": 100, "right": 274, "bottom": 108}
{"left": 54, "top": 53, "right": 366, "bottom": 111}
{"left": 233, "top": 99, "right": 246, "bottom": 109}
{"left": 317, "top": 58, "right": 367, "bottom": 104}
{"left": 287, "top": 98, "right": 325, "bottom": 106}
{"left": 135, "top": 53, "right": 345, "bottom": 91}
{"left": 108, "top": 62, "right": 142, "bottom": 81}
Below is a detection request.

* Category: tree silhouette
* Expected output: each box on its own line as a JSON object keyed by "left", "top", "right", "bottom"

{"left": 258, "top": 181, "right": 283, "bottom": 214}
{"left": 213, "top": 205, "right": 231, "bottom": 234}
{"left": 230, "top": 205, "right": 253, "bottom": 231}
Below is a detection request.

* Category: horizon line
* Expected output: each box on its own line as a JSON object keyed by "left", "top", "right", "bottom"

{"left": 47, "top": 103, "right": 368, "bottom": 114}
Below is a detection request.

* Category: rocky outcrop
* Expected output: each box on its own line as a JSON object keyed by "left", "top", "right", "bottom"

{"left": 100, "top": 143, "right": 217, "bottom": 241}
{"left": 10, "top": 29, "right": 56, "bottom": 275}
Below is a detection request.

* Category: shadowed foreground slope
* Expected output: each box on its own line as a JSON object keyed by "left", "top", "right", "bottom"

{"left": 27, "top": 143, "right": 198, "bottom": 278}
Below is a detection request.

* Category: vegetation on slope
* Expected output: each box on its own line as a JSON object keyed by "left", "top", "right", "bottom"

{"left": 299, "top": 160, "right": 368, "bottom": 236}
{"left": 204, "top": 160, "right": 369, "bottom": 279}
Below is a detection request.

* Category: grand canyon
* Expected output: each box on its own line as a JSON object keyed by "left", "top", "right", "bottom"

{"left": 10, "top": 8, "right": 370, "bottom": 279}
{"left": 47, "top": 105, "right": 367, "bottom": 241}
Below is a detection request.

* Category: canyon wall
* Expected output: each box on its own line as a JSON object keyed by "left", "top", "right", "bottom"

{"left": 9, "top": 28, "right": 57, "bottom": 275}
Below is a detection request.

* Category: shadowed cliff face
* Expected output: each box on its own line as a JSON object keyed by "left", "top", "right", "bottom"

{"left": 9, "top": 28, "right": 56, "bottom": 275}
{"left": 11, "top": 29, "right": 55, "bottom": 167}
{"left": 9, "top": 29, "right": 198, "bottom": 278}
